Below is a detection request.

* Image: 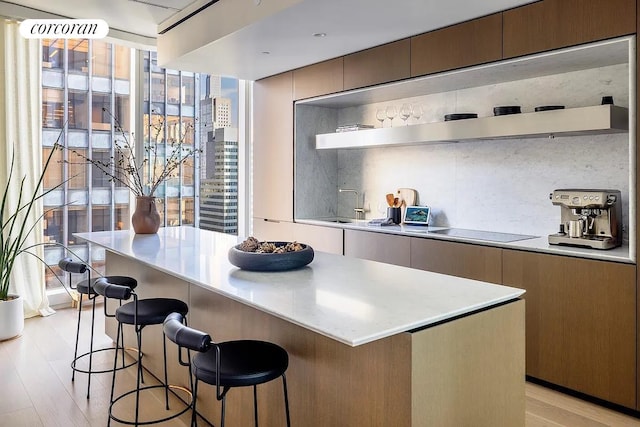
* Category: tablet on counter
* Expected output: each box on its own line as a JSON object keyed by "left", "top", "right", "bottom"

{"left": 403, "top": 206, "right": 431, "bottom": 225}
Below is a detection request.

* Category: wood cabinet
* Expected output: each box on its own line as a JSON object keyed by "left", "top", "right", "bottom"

{"left": 411, "top": 13, "right": 502, "bottom": 77}
{"left": 253, "top": 72, "right": 294, "bottom": 221}
{"left": 252, "top": 221, "right": 343, "bottom": 255}
{"left": 252, "top": 218, "right": 296, "bottom": 242}
{"left": 503, "top": 0, "right": 636, "bottom": 59}
{"left": 343, "top": 39, "right": 411, "bottom": 90}
{"left": 502, "top": 250, "right": 636, "bottom": 408}
{"left": 410, "top": 238, "right": 502, "bottom": 284}
{"left": 344, "top": 229, "right": 410, "bottom": 266}
{"left": 293, "top": 58, "right": 343, "bottom": 100}
{"left": 291, "top": 223, "right": 343, "bottom": 255}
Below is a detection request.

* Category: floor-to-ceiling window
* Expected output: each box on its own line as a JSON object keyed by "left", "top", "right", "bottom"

{"left": 42, "top": 44, "right": 241, "bottom": 302}
{"left": 41, "top": 39, "right": 133, "bottom": 298}
{"left": 141, "top": 52, "right": 198, "bottom": 227}
{"left": 141, "top": 52, "right": 240, "bottom": 234}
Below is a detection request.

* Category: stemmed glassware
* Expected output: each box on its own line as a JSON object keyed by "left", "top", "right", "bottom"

{"left": 411, "top": 104, "right": 424, "bottom": 124}
{"left": 376, "top": 104, "right": 423, "bottom": 127}
{"left": 385, "top": 106, "right": 398, "bottom": 127}
{"left": 400, "top": 103, "right": 412, "bottom": 125}
{"left": 376, "top": 108, "right": 386, "bottom": 128}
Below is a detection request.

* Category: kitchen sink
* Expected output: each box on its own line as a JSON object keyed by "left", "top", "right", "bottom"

{"left": 311, "top": 218, "right": 361, "bottom": 224}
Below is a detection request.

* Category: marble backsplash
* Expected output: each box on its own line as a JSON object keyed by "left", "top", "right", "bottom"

{"left": 294, "top": 63, "right": 633, "bottom": 241}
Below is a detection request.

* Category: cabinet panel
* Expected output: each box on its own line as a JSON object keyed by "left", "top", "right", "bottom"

{"left": 502, "top": 250, "right": 636, "bottom": 408}
{"left": 253, "top": 72, "right": 294, "bottom": 221}
{"left": 343, "top": 39, "right": 411, "bottom": 90}
{"left": 410, "top": 238, "right": 502, "bottom": 284}
{"left": 411, "top": 13, "right": 502, "bottom": 77}
{"left": 344, "top": 230, "right": 410, "bottom": 266}
{"left": 293, "top": 58, "right": 344, "bottom": 100}
{"left": 503, "top": 0, "right": 636, "bottom": 59}
{"left": 252, "top": 218, "right": 296, "bottom": 242}
{"left": 291, "top": 223, "right": 343, "bottom": 255}
{"left": 637, "top": 3, "right": 640, "bottom": 411}
{"left": 412, "top": 300, "right": 525, "bottom": 427}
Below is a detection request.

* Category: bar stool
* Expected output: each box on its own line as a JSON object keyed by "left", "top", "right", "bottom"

{"left": 93, "top": 278, "right": 191, "bottom": 426}
{"left": 163, "top": 312, "right": 291, "bottom": 427}
{"left": 58, "top": 258, "right": 138, "bottom": 399}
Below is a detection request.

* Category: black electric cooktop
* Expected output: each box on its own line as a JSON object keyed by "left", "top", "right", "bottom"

{"left": 428, "top": 228, "right": 538, "bottom": 243}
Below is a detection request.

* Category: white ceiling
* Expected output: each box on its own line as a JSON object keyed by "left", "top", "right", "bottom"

{"left": 4, "top": 0, "right": 537, "bottom": 80}
{"left": 3, "top": 0, "right": 193, "bottom": 38}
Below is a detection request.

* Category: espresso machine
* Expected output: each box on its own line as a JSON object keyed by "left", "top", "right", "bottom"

{"left": 548, "top": 189, "right": 622, "bottom": 250}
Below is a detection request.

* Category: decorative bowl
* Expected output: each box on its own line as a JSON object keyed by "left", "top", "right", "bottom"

{"left": 228, "top": 242, "right": 314, "bottom": 272}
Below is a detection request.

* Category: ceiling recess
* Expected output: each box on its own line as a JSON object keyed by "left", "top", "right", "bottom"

{"left": 128, "top": 0, "right": 182, "bottom": 10}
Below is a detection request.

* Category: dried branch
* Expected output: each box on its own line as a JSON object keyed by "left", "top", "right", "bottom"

{"left": 59, "top": 109, "right": 200, "bottom": 198}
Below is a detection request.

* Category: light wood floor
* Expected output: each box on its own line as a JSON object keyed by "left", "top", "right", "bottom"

{"left": 1, "top": 305, "right": 640, "bottom": 427}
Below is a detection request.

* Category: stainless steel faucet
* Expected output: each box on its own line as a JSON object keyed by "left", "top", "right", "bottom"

{"left": 339, "top": 188, "right": 364, "bottom": 220}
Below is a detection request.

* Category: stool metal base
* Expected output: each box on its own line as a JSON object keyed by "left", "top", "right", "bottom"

{"left": 108, "top": 383, "right": 193, "bottom": 426}
{"left": 73, "top": 295, "right": 141, "bottom": 399}
{"left": 71, "top": 346, "right": 138, "bottom": 375}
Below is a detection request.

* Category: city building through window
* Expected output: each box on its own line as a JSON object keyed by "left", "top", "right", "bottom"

{"left": 41, "top": 43, "right": 240, "bottom": 302}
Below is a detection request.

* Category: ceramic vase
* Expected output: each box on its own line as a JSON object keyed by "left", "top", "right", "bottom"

{"left": 131, "top": 196, "right": 161, "bottom": 234}
{"left": 0, "top": 294, "right": 24, "bottom": 341}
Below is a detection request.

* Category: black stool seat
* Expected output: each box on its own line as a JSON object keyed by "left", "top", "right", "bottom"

{"left": 116, "top": 298, "right": 188, "bottom": 326}
{"left": 57, "top": 257, "right": 139, "bottom": 400}
{"left": 163, "top": 312, "right": 291, "bottom": 426}
{"left": 92, "top": 279, "right": 191, "bottom": 426}
{"left": 194, "top": 340, "right": 288, "bottom": 388}
{"left": 77, "top": 276, "right": 137, "bottom": 295}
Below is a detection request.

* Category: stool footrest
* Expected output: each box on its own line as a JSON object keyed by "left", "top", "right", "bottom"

{"left": 71, "top": 346, "right": 139, "bottom": 375}
{"left": 108, "top": 384, "right": 193, "bottom": 426}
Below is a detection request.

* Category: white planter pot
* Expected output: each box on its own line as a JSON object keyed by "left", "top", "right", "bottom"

{"left": 0, "top": 294, "right": 24, "bottom": 341}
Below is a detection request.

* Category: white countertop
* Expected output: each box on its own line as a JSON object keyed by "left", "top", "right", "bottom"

{"left": 75, "top": 227, "right": 525, "bottom": 347}
{"left": 297, "top": 219, "right": 633, "bottom": 264}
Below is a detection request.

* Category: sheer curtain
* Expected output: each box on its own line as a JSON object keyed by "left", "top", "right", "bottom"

{"left": 0, "top": 19, "right": 53, "bottom": 317}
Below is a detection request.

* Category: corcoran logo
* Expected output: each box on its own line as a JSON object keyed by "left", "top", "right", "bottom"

{"left": 19, "top": 19, "right": 109, "bottom": 39}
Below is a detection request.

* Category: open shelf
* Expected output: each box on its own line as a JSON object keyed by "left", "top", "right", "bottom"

{"left": 315, "top": 105, "right": 629, "bottom": 149}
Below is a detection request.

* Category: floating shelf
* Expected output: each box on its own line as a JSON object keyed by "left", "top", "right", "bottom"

{"left": 315, "top": 105, "right": 629, "bottom": 150}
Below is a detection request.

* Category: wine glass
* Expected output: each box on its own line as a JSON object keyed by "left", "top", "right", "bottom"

{"left": 375, "top": 108, "right": 386, "bottom": 128}
{"left": 412, "top": 104, "right": 424, "bottom": 124}
{"left": 385, "top": 106, "right": 397, "bottom": 127}
{"left": 400, "top": 103, "right": 412, "bottom": 125}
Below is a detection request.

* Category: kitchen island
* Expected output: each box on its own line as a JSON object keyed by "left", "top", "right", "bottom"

{"left": 76, "top": 226, "right": 526, "bottom": 426}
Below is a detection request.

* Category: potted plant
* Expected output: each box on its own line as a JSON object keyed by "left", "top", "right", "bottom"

{"left": 0, "top": 142, "right": 63, "bottom": 340}
{"left": 65, "top": 109, "right": 200, "bottom": 234}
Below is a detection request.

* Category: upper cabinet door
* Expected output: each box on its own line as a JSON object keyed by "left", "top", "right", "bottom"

{"left": 253, "top": 72, "right": 294, "bottom": 221}
{"left": 411, "top": 13, "right": 503, "bottom": 77}
{"left": 503, "top": 0, "right": 636, "bottom": 59}
{"left": 343, "top": 39, "right": 411, "bottom": 90}
{"left": 293, "top": 58, "right": 344, "bottom": 100}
